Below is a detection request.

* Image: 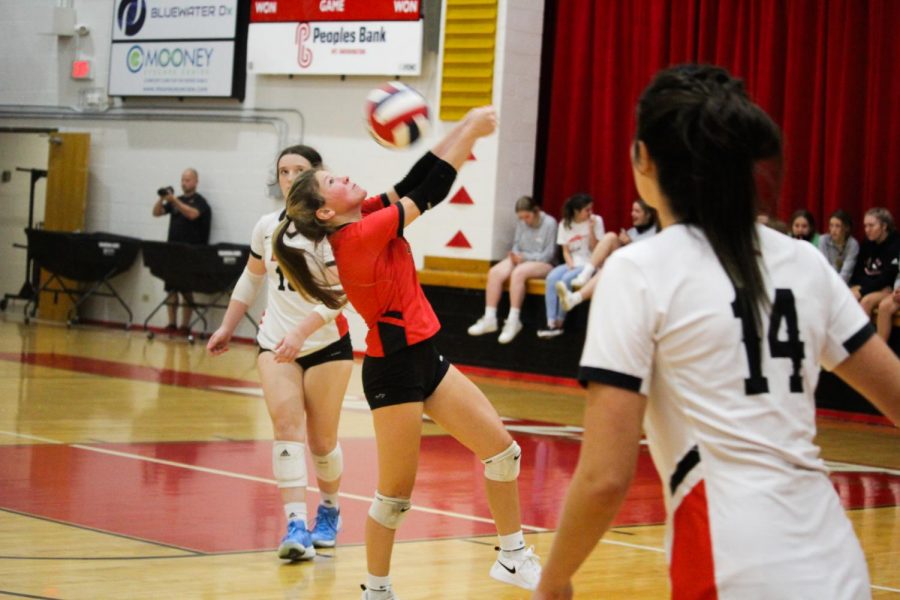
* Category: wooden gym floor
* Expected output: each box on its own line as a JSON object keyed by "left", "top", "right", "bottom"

{"left": 0, "top": 320, "right": 897, "bottom": 599}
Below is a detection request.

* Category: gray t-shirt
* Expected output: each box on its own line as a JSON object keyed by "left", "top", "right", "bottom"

{"left": 512, "top": 212, "right": 558, "bottom": 264}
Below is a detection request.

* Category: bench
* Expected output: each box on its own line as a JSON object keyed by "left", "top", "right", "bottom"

{"left": 418, "top": 257, "right": 900, "bottom": 328}
{"left": 417, "top": 256, "right": 547, "bottom": 295}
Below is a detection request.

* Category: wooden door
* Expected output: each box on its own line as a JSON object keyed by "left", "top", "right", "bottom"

{"left": 38, "top": 132, "right": 90, "bottom": 321}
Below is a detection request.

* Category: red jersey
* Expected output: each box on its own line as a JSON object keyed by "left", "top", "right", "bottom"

{"left": 328, "top": 195, "right": 441, "bottom": 357}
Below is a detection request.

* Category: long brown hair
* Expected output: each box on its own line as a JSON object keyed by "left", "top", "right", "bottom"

{"left": 271, "top": 168, "right": 346, "bottom": 309}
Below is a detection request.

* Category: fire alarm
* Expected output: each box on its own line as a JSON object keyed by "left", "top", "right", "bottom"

{"left": 71, "top": 60, "right": 93, "bottom": 80}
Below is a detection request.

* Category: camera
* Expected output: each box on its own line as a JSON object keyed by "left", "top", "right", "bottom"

{"left": 157, "top": 186, "right": 174, "bottom": 198}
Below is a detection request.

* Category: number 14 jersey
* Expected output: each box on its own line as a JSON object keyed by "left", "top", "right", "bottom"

{"left": 579, "top": 223, "right": 873, "bottom": 599}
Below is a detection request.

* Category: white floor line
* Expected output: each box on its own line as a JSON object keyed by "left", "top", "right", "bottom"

{"left": 871, "top": 584, "right": 900, "bottom": 594}
{"left": 824, "top": 460, "right": 900, "bottom": 477}
{"left": 0, "top": 429, "right": 547, "bottom": 533}
{"left": 600, "top": 538, "right": 665, "bottom": 554}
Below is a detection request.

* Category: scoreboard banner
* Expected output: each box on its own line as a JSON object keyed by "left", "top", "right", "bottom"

{"left": 250, "top": 0, "right": 420, "bottom": 22}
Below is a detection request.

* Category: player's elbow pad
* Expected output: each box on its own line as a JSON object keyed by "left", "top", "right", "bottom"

{"left": 231, "top": 267, "right": 265, "bottom": 306}
{"left": 406, "top": 158, "right": 457, "bottom": 213}
{"left": 393, "top": 151, "right": 438, "bottom": 199}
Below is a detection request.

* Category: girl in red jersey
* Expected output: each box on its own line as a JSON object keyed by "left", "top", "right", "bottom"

{"left": 273, "top": 107, "right": 542, "bottom": 600}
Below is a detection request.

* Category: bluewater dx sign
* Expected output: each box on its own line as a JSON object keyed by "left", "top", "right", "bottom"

{"left": 109, "top": 0, "right": 247, "bottom": 99}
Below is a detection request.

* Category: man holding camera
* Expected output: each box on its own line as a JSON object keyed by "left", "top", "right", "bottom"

{"left": 152, "top": 167, "right": 212, "bottom": 333}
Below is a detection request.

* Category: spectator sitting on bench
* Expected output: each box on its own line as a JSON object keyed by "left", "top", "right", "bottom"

{"left": 557, "top": 199, "right": 658, "bottom": 312}
{"left": 875, "top": 248, "right": 900, "bottom": 342}
{"left": 849, "top": 207, "right": 900, "bottom": 319}
{"left": 539, "top": 193, "right": 604, "bottom": 339}
{"left": 789, "top": 208, "right": 819, "bottom": 245}
{"left": 817, "top": 208, "right": 859, "bottom": 284}
{"left": 467, "top": 196, "right": 557, "bottom": 344}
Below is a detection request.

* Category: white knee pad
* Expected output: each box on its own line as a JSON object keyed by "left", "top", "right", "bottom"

{"left": 368, "top": 491, "right": 412, "bottom": 530}
{"left": 311, "top": 444, "right": 343, "bottom": 483}
{"left": 482, "top": 441, "right": 521, "bottom": 482}
{"left": 273, "top": 441, "right": 308, "bottom": 489}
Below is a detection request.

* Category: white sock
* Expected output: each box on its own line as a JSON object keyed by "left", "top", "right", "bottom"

{"left": 569, "top": 291, "right": 584, "bottom": 307}
{"left": 320, "top": 492, "right": 340, "bottom": 509}
{"left": 484, "top": 306, "right": 497, "bottom": 321}
{"left": 507, "top": 307, "right": 521, "bottom": 323}
{"left": 580, "top": 264, "right": 595, "bottom": 279}
{"left": 499, "top": 531, "right": 526, "bottom": 559}
{"left": 366, "top": 574, "right": 392, "bottom": 593}
{"left": 284, "top": 502, "right": 307, "bottom": 524}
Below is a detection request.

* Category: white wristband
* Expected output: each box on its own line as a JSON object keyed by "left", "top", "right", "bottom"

{"left": 231, "top": 267, "right": 265, "bottom": 306}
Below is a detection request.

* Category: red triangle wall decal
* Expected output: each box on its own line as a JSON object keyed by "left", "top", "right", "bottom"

{"left": 449, "top": 187, "right": 474, "bottom": 205}
{"left": 446, "top": 231, "right": 472, "bottom": 248}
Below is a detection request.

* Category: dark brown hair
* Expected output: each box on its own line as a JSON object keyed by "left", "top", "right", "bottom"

{"left": 636, "top": 64, "right": 782, "bottom": 330}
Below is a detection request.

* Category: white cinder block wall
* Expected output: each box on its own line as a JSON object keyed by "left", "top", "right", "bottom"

{"left": 0, "top": 0, "right": 545, "bottom": 347}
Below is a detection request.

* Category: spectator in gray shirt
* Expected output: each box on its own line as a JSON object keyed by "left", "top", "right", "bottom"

{"left": 817, "top": 209, "right": 859, "bottom": 284}
{"left": 468, "top": 196, "right": 557, "bottom": 344}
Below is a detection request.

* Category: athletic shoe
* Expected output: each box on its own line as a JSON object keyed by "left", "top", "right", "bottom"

{"left": 467, "top": 316, "right": 499, "bottom": 336}
{"left": 360, "top": 584, "right": 398, "bottom": 599}
{"left": 556, "top": 281, "right": 582, "bottom": 312}
{"left": 536, "top": 327, "right": 564, "bottom": 339}
{"left": 489, "top": 545, "right": 542, "bottom": 590}
{"left": 277, "top": 519, "right": 316, "bottom": 561}
{"left": 310, "top": 504, "right": 341, "bottom": 548}
{"left": 497, "top": 319, "right": 523, "bottom": 344}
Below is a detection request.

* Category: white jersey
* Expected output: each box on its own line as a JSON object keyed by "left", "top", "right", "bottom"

{"left": 557, "top": 215, "right": 605, "bottom": 267}
{"left": 250, "top": 210, "right": 344, "bottom": 355}
{"left": 580, "top": 224, "right": 872, "bottom": 599}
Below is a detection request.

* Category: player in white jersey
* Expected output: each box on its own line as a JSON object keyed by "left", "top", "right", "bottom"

{"left": 535, "top": 65, "right": 900, "bottom": 600}
{"left": 207, "top": 145, "right": 353, "bottom": 562}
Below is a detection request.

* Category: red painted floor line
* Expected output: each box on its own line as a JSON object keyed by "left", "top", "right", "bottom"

{"left": 815, "top": 408, "right": 892, "bottom": 427}
{"left": 2, "top": 434, "right": 896, "bottom": 555}
{"left": 0, "top": 352, "right": 259, "bottom": 390}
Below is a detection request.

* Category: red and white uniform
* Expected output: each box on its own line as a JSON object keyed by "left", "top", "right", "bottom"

{"left": 580, "top": 224, "right": 873, "bottom": 599}
{"left": 249, "top": 210, "right": 348, "bottom": 354}
{"left": 328, "top": 196, "right": 440, "bottom": 357}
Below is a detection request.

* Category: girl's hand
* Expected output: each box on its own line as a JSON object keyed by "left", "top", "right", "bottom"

{"left": 274, "top": 329, "right": 305, "bottom": 363}
{"left": 206, "top": 328, "right": 231, "bottom": 356}
{"left": 466, "top": 106, "right": 498, "bottom": 138}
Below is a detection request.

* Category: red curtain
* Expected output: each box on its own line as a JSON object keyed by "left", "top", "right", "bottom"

{"left": 539, "top": 0, "right": 900, "bottom": 236}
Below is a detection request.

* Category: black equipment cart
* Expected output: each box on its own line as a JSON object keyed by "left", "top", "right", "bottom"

{"left": 141, "top": 241, "right": 257, "bottom": 343}
{"left": 23, "top": 229, "right": 141, "bottom": 327}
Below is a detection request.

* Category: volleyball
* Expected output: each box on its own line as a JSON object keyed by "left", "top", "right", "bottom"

{"left": 365, "top": 82, "right": 430, "bottom": 149}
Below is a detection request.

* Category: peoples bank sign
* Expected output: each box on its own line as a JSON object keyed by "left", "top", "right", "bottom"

{"left": 246, "top": 0, "right": 423, "bottom": 76}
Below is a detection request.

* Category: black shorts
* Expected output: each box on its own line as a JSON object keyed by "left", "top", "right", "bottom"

{"left": 259, "top": 334, "right": 353, "bottom": 370}
{"left": 362, "top": 338, "right": 451, "bottom": 410}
